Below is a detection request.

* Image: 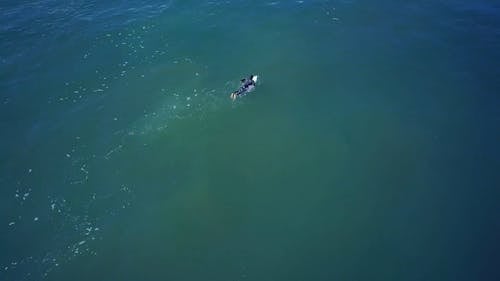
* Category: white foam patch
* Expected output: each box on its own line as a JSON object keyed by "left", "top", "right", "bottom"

{"left": 2, "top": 185, "right": 136, "bottom": 279}
{"left": 0, "top": 11, "right": 225, "bottom": 279}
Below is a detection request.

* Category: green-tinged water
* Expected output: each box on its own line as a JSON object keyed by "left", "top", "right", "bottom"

{"left": 1, "top": 1, "right": 499, "bottom": 280}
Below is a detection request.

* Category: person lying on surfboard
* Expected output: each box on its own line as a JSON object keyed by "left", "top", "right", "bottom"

{"left": 230, "top": 74, "right": 258, "bottom": 100}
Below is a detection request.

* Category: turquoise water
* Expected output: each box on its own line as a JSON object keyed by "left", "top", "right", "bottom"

{"left": 1, "top": 1, "right": 499, "bottom": 280}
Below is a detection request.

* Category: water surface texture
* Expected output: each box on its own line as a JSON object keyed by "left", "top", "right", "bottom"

{"left": 1, "top": 1, "right": 499, "bottom": 280}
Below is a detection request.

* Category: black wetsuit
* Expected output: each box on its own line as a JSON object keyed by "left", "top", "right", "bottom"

{"left": 235, "top": 77, "right": 256, "bottom": 96}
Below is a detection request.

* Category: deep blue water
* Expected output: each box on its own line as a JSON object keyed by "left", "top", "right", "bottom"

{"left": 1, "top": 1, "right": 499, "bottom": 280}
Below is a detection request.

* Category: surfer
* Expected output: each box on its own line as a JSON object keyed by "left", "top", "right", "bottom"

{"left": 230, "top": 75, "right": 258, "bottom": 100}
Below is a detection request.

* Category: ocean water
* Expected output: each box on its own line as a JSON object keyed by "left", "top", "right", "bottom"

{"left": 1, "top": 0, "right": 499, "bottom": 280}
